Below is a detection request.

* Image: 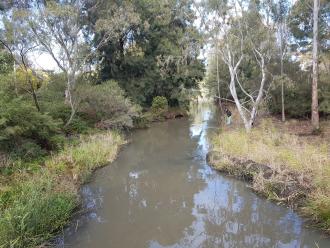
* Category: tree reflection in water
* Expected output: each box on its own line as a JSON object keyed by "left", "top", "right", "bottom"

{"left": 61, "top": 103, "right": 330, "bottom": 248}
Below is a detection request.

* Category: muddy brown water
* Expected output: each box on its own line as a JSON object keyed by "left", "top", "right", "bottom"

{"left": 59, "top": 103, "right": 330, "bottom": 248}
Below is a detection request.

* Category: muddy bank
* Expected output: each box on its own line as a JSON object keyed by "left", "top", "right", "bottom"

{"left": 206, "top": 151, "right": 313, "bottom": 208}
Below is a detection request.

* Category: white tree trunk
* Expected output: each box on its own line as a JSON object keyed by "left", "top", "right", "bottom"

{"left": 311, "top": 0, "right": 320, "bottom": 130}
{"left": 64, "top": 71, "right": 77, "bottom": 126}
{"left": 224, "top": 49, "right": 266, "bottom": 132}
{"left": 228, "top": 66, "right": 252, "bottom": 131}
{"left": 216, "top": 52, "right": 224, "bottom": 114}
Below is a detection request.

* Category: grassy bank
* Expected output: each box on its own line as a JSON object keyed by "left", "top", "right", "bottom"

{"left": 0, "top": 131, "right": 125, "bottom": 248}
{"left": 208, "top": 119, "right": 330, "bottom": 233}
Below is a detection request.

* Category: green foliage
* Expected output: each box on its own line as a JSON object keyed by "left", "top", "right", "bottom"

{"left": 132, "top": 114, "right": 151, "bottom": 129}
{"left": 10, "top": 141, "right": 47, "bottom": 161}
{"left": 267, "top": 62, "right": 330, "bottom": 117}
{"left": 0, "top": 49, "right": 13, "bottom": 75}
{"left": 97, "top": 0, "right": 204, "bottom": 107}
{"left": 170, "top": 86, "right": 196, "bottom": 111}
{"left": 319, "top": 70, "right": 330, "bottom": 115}
{"left": 268, "top": 74, "right": 309, "bottom": 117}
{"left": 0, "top": 131, "right": 124, "bottom": 248}
{"left": 289, "top": 0, "right": 330, "bottom": 52}
{"left": 38, "top": 74, "right": 69, "bottom": 121}
{"left": 63, "top": 117, "right": 90, "bottom": 135}
{"left": 0, "top": 92, "right": 61, "bottom": 159}
{"left": 77, "top": 80, "right": 141, "bottom": 129}
{"left": 0, "top": 177, "right": 77, "bottom": 248}
{"left": 151, "top": 96, "right": 168, "bottom": 119}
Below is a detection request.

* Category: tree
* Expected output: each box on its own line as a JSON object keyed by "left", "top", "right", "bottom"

{"left": 311, "top": 0, "right": 320, "bottom": 130}
{"left": 204, "top": 0, "right": 274, "bottom": 131}
{"left": 98, "top": 0, "right": 205, "bottom": 107}
{"left": 272, "top": 0, "right": 290, "bottom": 122}
{"left": 289, "top": 0, "right": 330, "bottom": 129}
{"left": 27, "top": 0, "right": 140, "bottom": 125}
{"left": 0, "top": 8, "right": 42, "bottom": 111}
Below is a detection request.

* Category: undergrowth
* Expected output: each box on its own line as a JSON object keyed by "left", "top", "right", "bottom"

{"left": 0, "top": 131, "right": 125, "bottom": 248}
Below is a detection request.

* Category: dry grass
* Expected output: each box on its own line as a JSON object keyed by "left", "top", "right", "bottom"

{"left": 211, "top": 119, "right": 330, "bottom": 232}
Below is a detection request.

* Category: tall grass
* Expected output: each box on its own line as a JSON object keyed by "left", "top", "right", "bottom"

{"left": 47, "top": 131, "right": 124, "bottom": 183}
{"left": 0, "top": 131, "right": 125, "bottom": 248}
{"left": 211, "top": 120, "right": 330, "bottom": 232}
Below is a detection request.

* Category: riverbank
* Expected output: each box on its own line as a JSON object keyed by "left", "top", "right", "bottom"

{"left": 0, "top": 104, "right": 189, "bottom": 248}
{"left": 207, "top": 118, "right": 330, "bottom": 233}
{"left": 0, "top": 130, "right": 125, "bottom": 248}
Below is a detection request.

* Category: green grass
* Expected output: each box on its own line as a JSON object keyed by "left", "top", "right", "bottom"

{"left": 0, "top": 131, "right": 125, "bottom": 248}
{"left": 211, "top": 120, "right": 330, "bottom": 232}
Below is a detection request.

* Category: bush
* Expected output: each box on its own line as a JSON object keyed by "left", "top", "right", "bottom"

{"left": 63, "top": 116, "right": 90, "bottom": 135}
{"left": 132, "top": 113, "right": 153, "bottom": 129}
{"left": 151, "top": 96, "right": 168, "bottom": 119}
{"left": 0, "top": 92, "right": 62, "bottom": 156}
{"left": 77, "top": 80, "right": 141, "bottom": 129}
{"left": 10, "top": 141, "right": 47, "bottom": 161}
{"left": 170, "top": 86, "right": 194, "bottom": 110}
{"left": 268, "top": 74, "right": 330, "bottom": 118}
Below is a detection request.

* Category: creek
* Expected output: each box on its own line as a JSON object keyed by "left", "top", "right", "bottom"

{"left": 60, "top": 103, "right": 330, "bottom": 248}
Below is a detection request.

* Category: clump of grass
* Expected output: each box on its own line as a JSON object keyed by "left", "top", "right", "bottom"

{"left": 213, "top": 120, "right": 328, "bottom": 174}
{"left": 211, "top": 120, "right": 330, "bottom": 232}
{"left": 0, "top": 131, "right": 125, "bottom": 248}
{"left": 47, "top": 131, "right": 125, "bottom": 183}
{"left": 0, "top": 176, "right": 77, "bottom": 248}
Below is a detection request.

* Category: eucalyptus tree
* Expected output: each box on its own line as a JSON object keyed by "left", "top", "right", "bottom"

{"left": 27, "top": 0, "right": 140, "bottom": 125}
{"left": 289, "top": 0, "right": 330, "bottom": 130}
{"left": 0, "top": 7, "right": 42, "bottom": 111}
{"left": 312, "top": 0, "right": 320, "bottom": 130}
{"left": 271, "top": 0, "right": 291, "bottom": 122}
{"left": 204, "top": 0, "right": 275, "bottom": 131}
{"left": 200, "top": 0, "right": 231, "bottom": 113}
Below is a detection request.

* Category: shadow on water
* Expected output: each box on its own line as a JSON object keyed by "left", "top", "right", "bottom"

{"left": 58, "top": 103, "right": 330, "bottom": 248}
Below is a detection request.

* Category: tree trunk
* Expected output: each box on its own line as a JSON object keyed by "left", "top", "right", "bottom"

{"left": 311, "top": 0, "right": 320, "bottom": 130}
{"left": 216, "top": 52, "right": 224, "bottom": 114}
{"left": 228, "top": 67, "right": 251, "bottom": 131}
{"left": 64, "top": 72, "right": 76, "bottom": 127}
{"left": 280, "top": 25, "right": 285, "bottom": 122}
{"left": 13, "top": 60, "right": 18, "bottom": 96}
{"left": 30, "top": 81, "right": 41, "bottom": 112}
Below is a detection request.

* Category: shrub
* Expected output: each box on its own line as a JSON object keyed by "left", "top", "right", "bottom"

{"left": 132, "top": 114, "right": 151, "bottom": 129}
{"left": 151, "top": 96, "right": 168, "bottom": 119}
{"left": 63, "top": 116, "right": 90, "bottom": 135}
{"left": 0, "top": 92, "right": 61, "bottom": 155}
{"left": 77, "top": 80, "right": 141, "bottom": 129}
{"left": 10, "top": 141, "right": 47, "bottom": 161}
{"left": 268, "top": 74, "right": 330, "bottom": 118}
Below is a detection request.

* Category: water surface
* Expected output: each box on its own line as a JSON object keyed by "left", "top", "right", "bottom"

{"left": 61, "top": 104, "right": 330, "bottom": 248}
